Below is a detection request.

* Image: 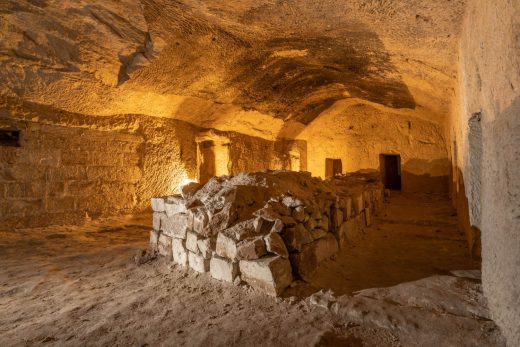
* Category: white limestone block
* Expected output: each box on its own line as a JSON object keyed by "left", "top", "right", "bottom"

{"left": 186, "top": 231, "right": 200, "bottom": 253}
{"left": 151, "top": 197, "right": 166, "bottom": 212}
{"left": 239, "top": 256, "right": 293, "bottom": 296}
{"left": 172, "top": 238, "right": 188, "bottom": 267}
{"left": 188, "top": 252, "right": 210, "bottom": 273}
{"left": 210, "top": 256, "right": 239, "bottom": 283}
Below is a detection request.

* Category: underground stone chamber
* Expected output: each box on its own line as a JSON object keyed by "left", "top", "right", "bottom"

{"left": 0, "top": 1, "right": 518, "bottom": 346}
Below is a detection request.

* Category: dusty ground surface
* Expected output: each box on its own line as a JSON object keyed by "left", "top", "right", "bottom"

{"left": 0, "top": 193, "right": 503, "bottom": 346}
{"left": 289, "top": 192, "right": 480, "bottom": 296}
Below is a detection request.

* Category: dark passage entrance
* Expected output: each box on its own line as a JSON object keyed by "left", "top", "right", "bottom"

{"left": 325, "top": 158, "right": 343, "bottom": 178}
{"left": 380, "top": 154, "right": 401, "bottom": 190}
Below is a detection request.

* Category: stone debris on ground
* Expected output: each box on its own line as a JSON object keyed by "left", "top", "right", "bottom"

{"left": 308, "top": 274, "right": 505, "bottom": 346}
{"left": 309, "top": 289, "right": 337, "bottom": 310}
{"left": 150, "top": 170, "right": 384, "bottom": 296}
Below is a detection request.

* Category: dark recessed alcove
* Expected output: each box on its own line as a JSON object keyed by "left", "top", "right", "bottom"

{"left": 0, "top": 128, "right": 21, "bottom": 147}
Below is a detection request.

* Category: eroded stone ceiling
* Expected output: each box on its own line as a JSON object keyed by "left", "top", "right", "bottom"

{"left": 0, "top": 0, "right": 465, "bottom": 130}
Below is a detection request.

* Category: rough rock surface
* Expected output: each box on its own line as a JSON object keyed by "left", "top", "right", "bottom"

{"left": 451, "top": 1, "right": 520, "bottom": 345}
{"left": 309, "top": 272, "right": 505, "bottom": 346}
{"left": 0, "top": 0, "right": 464, "bottom": 135}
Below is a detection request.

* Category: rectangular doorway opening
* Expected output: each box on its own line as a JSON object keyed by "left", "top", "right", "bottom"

{"left": 325, "top": 158, "right": 342, "bottom": 178}
{"left": 380, "top": 154, "right": 401, "bottom": 190}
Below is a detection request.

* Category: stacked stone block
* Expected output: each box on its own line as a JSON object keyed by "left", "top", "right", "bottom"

{"left": 149, "top": 171, "right": 384, "bottom": 296}
{"left": 0, "top": 119, "right": 143, "bottom": 229}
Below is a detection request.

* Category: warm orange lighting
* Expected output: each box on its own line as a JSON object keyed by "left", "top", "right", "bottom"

{"left": 179, "top": 177, "right": 198, "bottom": 190}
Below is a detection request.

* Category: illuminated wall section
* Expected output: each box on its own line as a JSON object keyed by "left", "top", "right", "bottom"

{"left": 297, "top": 101, "right": 450, "bottom": 193}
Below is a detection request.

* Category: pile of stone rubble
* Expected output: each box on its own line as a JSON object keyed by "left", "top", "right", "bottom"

{"left": 150, "top": 170, "right": 384, "bottom": 296}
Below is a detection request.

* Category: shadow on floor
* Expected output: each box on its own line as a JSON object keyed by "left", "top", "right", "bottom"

{"left": 286, "top": 192, "right": 480, "bottom": 297}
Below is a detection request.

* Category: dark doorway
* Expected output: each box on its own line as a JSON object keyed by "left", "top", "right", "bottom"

{"left": 380, "top": 154, "right": 401, "bottom": 190}
{"left": 325, "top": 158, "right": 343, "bottom": 178}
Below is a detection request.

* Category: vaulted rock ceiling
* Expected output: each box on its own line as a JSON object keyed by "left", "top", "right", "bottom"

{"left": 0, "top": 0, "right": 465, "bottom": 131}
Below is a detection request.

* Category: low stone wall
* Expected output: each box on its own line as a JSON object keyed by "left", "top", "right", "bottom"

{"left": 1, "top": 97, "right": 306, "bottom": 229}
{"left": 149, "top": 171, "right": 384, "bottom": 296}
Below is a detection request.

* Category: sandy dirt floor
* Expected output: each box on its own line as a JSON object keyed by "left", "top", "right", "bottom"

{"left": 0, "top": 193, "right": 502, "bottom": 346}
{"left": 288, "top": 192, "right": 480, "bottom": 297}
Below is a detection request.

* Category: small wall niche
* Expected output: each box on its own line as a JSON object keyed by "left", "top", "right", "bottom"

{"left": 289, "top": 150, "right": 301, "bottom": 172}
{"left": 325, "top": 158, "right": 342, "bottom": 178}
{"left": 0, "top": 129, "right": 21, "bottom": 147}
{"left": 195, "top": 131, "right": 231, "bottom": 185}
